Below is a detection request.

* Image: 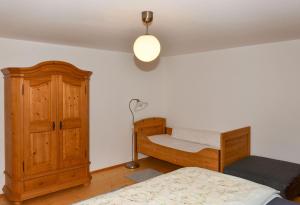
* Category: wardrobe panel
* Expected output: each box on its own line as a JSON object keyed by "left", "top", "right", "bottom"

{"left": 23, "top": 76, "right": 58, "bottom": 176}
{"left": 29, "top": 82, "right": 51, "bottom": 121}
{"left": 59, "top": 76, "right": 87, "bottom": 168}
{"left": 63, "top": 82, "right": 81, "bottom": 119}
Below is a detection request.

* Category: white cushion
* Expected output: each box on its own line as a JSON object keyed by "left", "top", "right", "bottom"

{"left": 172, "top": 128, "right": 220, "bottom": 149}
{"left": 148, "top": 134, "right": 213, "bottom": 153}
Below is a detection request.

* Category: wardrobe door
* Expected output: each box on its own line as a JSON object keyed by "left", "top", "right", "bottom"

{"left": 23, "top": 76, "right": 58, "bottom": 176}
{"left": 58, "top": 75, "right": 88, "bottom": 168}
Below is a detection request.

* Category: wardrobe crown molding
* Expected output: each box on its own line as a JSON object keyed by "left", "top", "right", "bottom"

{"left": 1, "top": 61, "right": 92, "bottom": 79}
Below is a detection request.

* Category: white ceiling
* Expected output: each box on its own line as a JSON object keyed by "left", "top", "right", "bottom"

{"left": 1, "top": 0, "right": 300, "bottom": 56}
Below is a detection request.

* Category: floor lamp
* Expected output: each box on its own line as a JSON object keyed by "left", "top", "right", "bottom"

{"left": 125, "top": 98, "right": 148, "bottom": 169}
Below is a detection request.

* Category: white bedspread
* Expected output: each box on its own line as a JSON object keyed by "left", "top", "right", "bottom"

{"left": 74, "top": 167, "right": 279, "bottom": 205}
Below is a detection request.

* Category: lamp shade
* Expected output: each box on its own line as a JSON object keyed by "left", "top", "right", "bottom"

{"left": 133, "top": 35, "right": 161, "bottom": 62}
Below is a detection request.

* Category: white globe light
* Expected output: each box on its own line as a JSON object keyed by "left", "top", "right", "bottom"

{"left": 133, "top": 35, "right": 161, "bottom": 62}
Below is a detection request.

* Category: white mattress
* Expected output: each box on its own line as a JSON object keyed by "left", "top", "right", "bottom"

{"left": 172, "top": 127, "right": 221, "bottom": 148}
{"left": 148, "top": 134, "right": 213, "bottom": 153}
{"left": 147, "top": 127, "right": 221, "bottom": 153}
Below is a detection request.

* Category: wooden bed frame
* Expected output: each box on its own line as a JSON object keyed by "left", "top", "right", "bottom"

{"left": 134, "top": 117, "right": 250, "bottom": 172}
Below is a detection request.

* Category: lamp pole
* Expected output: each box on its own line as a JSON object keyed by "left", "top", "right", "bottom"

{"left": 125, "top": 99, "right": 141, "bottom": 169}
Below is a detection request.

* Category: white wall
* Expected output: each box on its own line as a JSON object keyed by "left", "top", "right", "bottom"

{"left": 164, "top": 40, "right": 300, "bottom": 164}
{"left": 1, "top": 37, "right": 300, "bottom": 194}
{"left": 0, "top": 38, "right": 167, "bottom": 191}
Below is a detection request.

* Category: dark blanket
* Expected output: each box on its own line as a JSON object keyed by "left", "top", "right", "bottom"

{"left": 267, "top": 197, "right": 299, "bottom": 205}
{"left": 224, "top": 156, "right": 300, "bottom": 199}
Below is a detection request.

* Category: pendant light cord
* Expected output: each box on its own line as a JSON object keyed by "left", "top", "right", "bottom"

{"left": 145, "top": 23, "right": 149, "bottom": 35}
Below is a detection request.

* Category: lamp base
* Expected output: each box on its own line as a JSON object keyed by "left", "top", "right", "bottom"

{"left": 125, "top": 161, "right": 140, "bottom": 169}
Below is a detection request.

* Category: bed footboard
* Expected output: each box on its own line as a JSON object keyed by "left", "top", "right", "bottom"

{"left": 220, "top": 126, "right": 251, "bottom": 172}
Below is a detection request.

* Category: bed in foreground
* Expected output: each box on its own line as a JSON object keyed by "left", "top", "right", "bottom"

{"left": 73, "top": 167, "right": 296, "bottom": 205}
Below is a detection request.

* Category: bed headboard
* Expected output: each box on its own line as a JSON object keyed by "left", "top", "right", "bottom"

{"left": 134, "top": 117, "right": 166, "bottom": 136}
{"left": 133, "top": 117, "right": 166, "bottom": 161}
{"left": 220, "top": 126, "right": 251, "bottom": 172}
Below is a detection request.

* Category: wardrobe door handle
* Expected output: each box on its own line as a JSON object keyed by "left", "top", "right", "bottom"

{"left": 52, "top": 122, "right": 55, "bottom": 130}
{"left": 60, "top": 121, "right": 63, "bottom": 130}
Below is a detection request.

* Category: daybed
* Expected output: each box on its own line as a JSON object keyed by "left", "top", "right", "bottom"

{"left": 134, "top": 117, "right": 251, "bottom": 172}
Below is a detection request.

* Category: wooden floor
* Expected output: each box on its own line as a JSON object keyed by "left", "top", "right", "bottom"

{"left": 0, "top": 157, "right": 299, "bottom": 204}
{"left": 0, "top": 158, "right": 179, "bottom": 205}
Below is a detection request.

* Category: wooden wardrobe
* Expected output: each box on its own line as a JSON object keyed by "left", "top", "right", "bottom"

{"left": 2, "top": 61, "right": 92, "bottom": 204}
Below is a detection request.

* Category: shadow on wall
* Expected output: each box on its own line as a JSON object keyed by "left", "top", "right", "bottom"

{"left": 134, "top": 56, "right": 160, "bottom": 72}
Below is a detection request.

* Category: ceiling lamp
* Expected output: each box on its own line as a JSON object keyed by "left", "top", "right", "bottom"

{"left": 133, "top": 11, "right": 161, "bottom": 62}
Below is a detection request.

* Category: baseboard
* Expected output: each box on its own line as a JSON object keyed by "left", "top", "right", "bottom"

{"left": 91, "top": 157, "right": 150, "bottom": 174}
{"left": 91, "top": 163, "right": 126, "bottom": 174}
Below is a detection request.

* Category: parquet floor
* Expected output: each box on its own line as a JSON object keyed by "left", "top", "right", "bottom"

{"left": 0, "top": 158, "right": 179, "bottom": 205}
{"left": 0, "top": 157, "right": 299, "bottom": 204}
